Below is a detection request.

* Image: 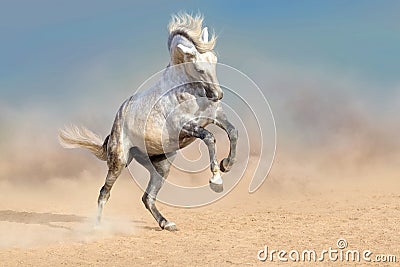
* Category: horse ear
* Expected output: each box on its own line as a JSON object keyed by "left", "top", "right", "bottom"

{"left": 201, "top": 27, "right": 209, "bottom": 43}
{"left": 177, "top": 43, "right": 196, "bottom": 56}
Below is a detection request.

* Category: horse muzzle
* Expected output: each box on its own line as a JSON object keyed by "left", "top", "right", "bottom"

{"left": 205, "top": 85, "right": 223, "bottom": 102}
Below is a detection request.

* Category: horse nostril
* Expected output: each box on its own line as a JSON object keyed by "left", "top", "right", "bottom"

{"left": 205, "top": 90, "right": 213, "bottom": 99}
{"left": 219, "top": 90, "right": 224, "bottom": 100}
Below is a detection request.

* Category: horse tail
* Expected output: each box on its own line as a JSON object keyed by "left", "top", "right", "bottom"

{"left": 58, "top": 125, "right": 109, "bottom": 161}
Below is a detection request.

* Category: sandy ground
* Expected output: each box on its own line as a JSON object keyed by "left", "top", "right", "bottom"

{"left": 0, "top": 164, "right": 398, "bottom": 267}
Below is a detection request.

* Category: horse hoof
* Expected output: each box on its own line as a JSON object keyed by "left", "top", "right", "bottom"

{"left": 164, "top": 221, "right": 178, "bottom": 231}
{"left": 209, "top": 172, "right": 223, "bottom": 193}
{"left": 220, "top": 158, "right": 230, "bottom": 173}
{"left": 209, "top": 181, "right": 224, "bottom": 193}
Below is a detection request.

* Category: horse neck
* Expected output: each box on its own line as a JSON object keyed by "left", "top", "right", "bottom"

{"left": 163, "top": 62, "right": 193, "bottom": 86}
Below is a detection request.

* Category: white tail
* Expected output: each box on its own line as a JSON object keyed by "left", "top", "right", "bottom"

{"left": 58, "top": 125, "right": 108, "bottom": 161}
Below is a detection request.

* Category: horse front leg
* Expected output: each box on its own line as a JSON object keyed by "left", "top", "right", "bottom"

{"left": 182, "top": 124, "right": 223, "bottom": 193}
{"left": 214, "top": 112, "right": 238, "bottom": 173}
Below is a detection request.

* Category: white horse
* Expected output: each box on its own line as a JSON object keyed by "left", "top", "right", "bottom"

{"left": 59, "top": 13, "right": 238, "bottom": 231}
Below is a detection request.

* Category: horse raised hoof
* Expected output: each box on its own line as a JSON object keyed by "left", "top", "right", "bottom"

{"left": 209, "top": 181, "right": 224, "bottom": 193}
{"left": 163, "top": 221, "right": 178, "bottom": 231}
{"left": 209, "top": 172, "right": 224, "bottom": 193}
{"left": 220, "top": 158, "right": 231, "bottom": 173}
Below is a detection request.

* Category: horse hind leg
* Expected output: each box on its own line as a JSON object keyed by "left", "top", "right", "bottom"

{"left": 96, "top": 153, "right": 125, "bottom": 225}
{"left": 141, "top": 153, "right": 177, "bottom": 231}
{"left": 96, "top": 106, "right": 130, "bottom": 225}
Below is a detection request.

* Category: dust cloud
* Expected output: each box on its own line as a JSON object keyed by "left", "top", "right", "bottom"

{"left": 0, "top": 64, "right": 399, "bottom": 248}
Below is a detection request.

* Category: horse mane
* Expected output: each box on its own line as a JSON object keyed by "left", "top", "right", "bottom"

{"left": 167, "top": 12, "right": 217, "bottom": 53}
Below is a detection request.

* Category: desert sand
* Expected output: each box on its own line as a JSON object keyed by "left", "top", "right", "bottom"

{"left": 0, "top": 157, "right": 398, "bottom": 266}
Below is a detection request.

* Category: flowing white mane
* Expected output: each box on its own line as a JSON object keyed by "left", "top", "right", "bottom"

{"left": 167, "top": 12, "right": 216, "bottom": 53}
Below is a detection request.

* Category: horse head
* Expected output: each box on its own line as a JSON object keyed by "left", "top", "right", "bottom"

{"left": 169, "top": 20, "right": 223, "bottom": 102}
{"left": 176, "top": 28, "right": 223, "bottom": 101}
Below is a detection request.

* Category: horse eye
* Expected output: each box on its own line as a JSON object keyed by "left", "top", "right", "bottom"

{"left": 197, "top": 69, "right": 205, "bottom": 74}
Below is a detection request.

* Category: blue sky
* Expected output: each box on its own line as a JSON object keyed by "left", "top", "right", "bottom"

{"left": 1, "top": 1, "right": 399, "bottom": 101}
{"left": 0, "top": 0, "right": 399, "bottom": 125}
